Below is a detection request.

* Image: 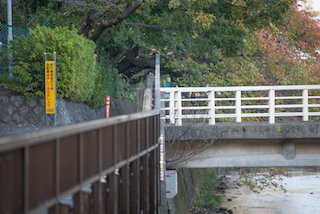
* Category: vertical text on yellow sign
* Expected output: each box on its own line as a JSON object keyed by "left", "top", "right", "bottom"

{"left": 45, "top": 61, "right": 55, "bottom": 114}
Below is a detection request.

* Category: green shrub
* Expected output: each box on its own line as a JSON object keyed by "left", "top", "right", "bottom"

{"left": 192, "top": 170, "right": 221, "bottom": 208}
{"left": 87, "top": 54, "right": 135, "bottom": 108}
{"left": 2, "top": 25, "right": 99, "bottom": 104}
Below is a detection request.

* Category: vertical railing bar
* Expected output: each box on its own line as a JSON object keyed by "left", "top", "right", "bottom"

{"left": 141, "top": 155, "right": 148, "bottom": 213}
{"left": 152, "top": 115, "right": 157, "bottom": 212}
{"left": 113, "top": 125, "right": 117, "bottom": 214}
{"left": 303, "top": 89, "right": 308, "bottom": 121}
{"left": 269, "top": 89, "right": 275, "bottom": 124}
{"left": 113, "top": 125, "right": 116, "bottom": 167}
{"left": 154, "top": 115, "right": 157, "bottom": 146}
{"left": 146, "top": 117, "right": 149, "bottom": 212}
{"left": 24, "top": 145, "right": 29, "bottom": 213}
{"left": 150, "top": 150, "right": 156, "bottom": 213}
{"left": 98, "top": 129, "right": 102, "bottom": 175}
{"left": 169, "top": 91, "right": 175, "bottom": 124}
{"left": 125, "top": 122, "right": 130, "bottom": 213}
{"left": 55, "top": 138, "right": 60, "bottom": 214}
{"left": 146, "top": 117, "right": 149, "bottom": 149}
{"left": 236, "top": 90, "right": 241, "bottom": 123}
{"left": 136, "top": 119, "right": 141, "bottom": 212}
{"left": 79, "top": 133, "right": 83, "bottom": 213}
{"left": 157, "top": 146, "right": 160, "bottom": 211}
{"left": 156, "top": 114, "right": 160, "bottom": 213}
{"left": 108, "top": 172, "right": 116, "bottom": 214}
{"left": 137, "top": 119, "right": 140, "bottom": 155}
{"left": 175, "top": 91, "right": 182, "bottom": 126}
{"left": 209, "top": 90, "right": 215, "bottom": 125}
{"left": 98, "top": 128, "right": 102, "bottom": 214}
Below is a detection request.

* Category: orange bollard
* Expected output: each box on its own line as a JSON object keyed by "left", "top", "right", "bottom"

{"left": 106, "top": 96, "right": 110, "bottom": 118}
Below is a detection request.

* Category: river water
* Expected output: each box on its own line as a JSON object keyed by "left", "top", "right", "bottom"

{"left": 219, "top": 168, "right": 320, "bottom": 214}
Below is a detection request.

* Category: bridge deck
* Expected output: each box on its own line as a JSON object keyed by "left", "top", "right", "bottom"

{"left": 165, "top": 122, "right": 320, "bottom": 168}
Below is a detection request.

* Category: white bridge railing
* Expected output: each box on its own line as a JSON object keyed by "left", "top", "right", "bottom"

{"left": 160, "top": 85, "right": 320, "bottom": 126}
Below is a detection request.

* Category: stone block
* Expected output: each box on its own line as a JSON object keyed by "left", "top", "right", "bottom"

{"left": 56, "top": 99, "right": 72, "bottom": 126}
{"left": 0, "top": 112, "right": 10, "bottom": 123}
{"left": 4, "top": 103, "right": 15, "bottom": 116}
{"left": 38, "top": 114, "right": 46, "bottom": 126}
{"left": 34, "top": 106, "right": 44, "bottom": 116}
{"left": 19, "top": 105, "right": 29, "bottom": 116}
{"left": 46, "top": 114, "right": 54, "bottom": 126}
{"left": 25, "top": 112, "right": 39, "bottom": 126}
{"left": 81, "top": 104, "right": 90, "bottom": 121}
{"left": 0, "top": 96, "right": 8, "bottom": 106}
{"left": 96, "top": 108, "right": 104, "bottom": 119}
{"left": 55, "top": 98, "right": 60, "bottom": 107}
{"left": 39, "top": 97, "right": 45, "bottom": 107}
{"left": 12, "top": 112, "right": 24, "bottom": 124}
{"left": 26, "top": 98, "right": 37, "bottom": 107}
{"left": 10, "top": 96, "right": 25, "bottom": 107}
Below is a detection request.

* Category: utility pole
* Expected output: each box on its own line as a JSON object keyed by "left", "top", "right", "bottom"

{"left": 7, "top": 0, "right": 13, "bottom": 44}
{"left": 155, "top": 52, "right": 160, "bottom": 110}
{"left": 7, "top": 0, "right": 13, "bottom": 77}
{"left": 156, "top": 51, "right": 168, "bottom": 213}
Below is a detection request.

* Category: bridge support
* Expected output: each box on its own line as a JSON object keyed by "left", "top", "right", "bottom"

{"left": 282, "top": 139, "right": 295, "bottom": 160}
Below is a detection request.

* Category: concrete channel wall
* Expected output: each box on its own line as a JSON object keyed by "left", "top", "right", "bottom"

{"left": 167, "top": 168, "right": 208, "bottom": 214}
{"left": 0, "top": 95, "right": 137, "bottom": 126}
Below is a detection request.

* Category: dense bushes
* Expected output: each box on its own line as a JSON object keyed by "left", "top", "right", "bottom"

{"left": 1, "top": 25, "right": 105, "bottom": 106}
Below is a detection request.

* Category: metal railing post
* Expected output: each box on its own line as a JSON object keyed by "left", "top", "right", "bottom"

{"left": 24, "top": 146, "right": 29, "bottom": 213}
{"left": 269, "top": 89, "right": 275, "bottom": 124}
{"left": 175, "top": 91, "right": 182, "bottom": 126}
{"left": 55, "top": 138, "right": 60, "bottom": 214}
{"left": 169, "top": 91, "right": 175, "bottom": 124}
{"left": 236, "top": 90, "right": 241, "bottom": 123}
{"left": 208, "top": 90, "right": 215, "bottom": 125}
{"left": 303, "top": 89, "right": 308, "bottom": 121}
{"left": 155, "top": 52, "right": 161, "bottom": 110}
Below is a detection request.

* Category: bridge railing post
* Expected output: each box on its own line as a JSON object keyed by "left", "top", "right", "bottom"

{"left": 208, "top": 90, "right": 215, "bottom": 125}
{"left": 169, "top": 91, "right": 175, "bottom": 124}
{"left": 175, "top": 91, "right": 182, "bottom": 126}
{"left": 303, "top": 89, "right": 308, "bottom": 121}
{"left": 269, "top": 89, "right": 275, "bottom": 124}
{"left": 236, "top": 90, "right": 241, "bottom": 123}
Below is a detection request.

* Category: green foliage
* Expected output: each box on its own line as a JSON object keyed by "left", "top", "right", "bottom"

{"left": 192, "top": 170, "right": 221, "bottom": 208}
{"left": 2, "top": 0, "right": 297, "bottom": 85}
{"left": 1, "top": 25, "right": 99, "bottom": 104}
{"left": 88, "top": 54, "right": 135, "bottom": 108}
{"left": 174, "top": 5, "right": 320, "bottom": 88}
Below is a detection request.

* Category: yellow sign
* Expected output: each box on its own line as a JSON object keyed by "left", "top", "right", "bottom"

{"left": 45, "top": 61, "right": 55, "bottom": 114}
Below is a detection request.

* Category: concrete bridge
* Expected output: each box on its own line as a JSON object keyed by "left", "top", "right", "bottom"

{"left": 2, "top": 82, "right": 320, "bottom": 213}
{"left": 161, "top": 85, "right": 320, "bottom": 168}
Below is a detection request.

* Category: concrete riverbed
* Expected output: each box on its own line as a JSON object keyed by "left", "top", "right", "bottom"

{"left": 219, "top": 168, "right": 320, "bottom": 214}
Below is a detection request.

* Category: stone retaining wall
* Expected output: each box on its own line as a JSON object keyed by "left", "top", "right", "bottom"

{"left": 0, "top": 95, "right": 136, "bottom": 126}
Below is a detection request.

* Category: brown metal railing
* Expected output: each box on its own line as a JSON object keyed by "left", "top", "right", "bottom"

{"left": 0, "top": 110, "right": 160, "bottom": 214}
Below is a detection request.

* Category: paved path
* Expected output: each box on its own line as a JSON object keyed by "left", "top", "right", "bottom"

{"left": 0, "top": 122, "right": 53, "bottom": 138}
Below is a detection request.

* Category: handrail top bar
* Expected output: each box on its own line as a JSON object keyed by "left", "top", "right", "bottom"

{"left": 160, "top": 85, "right": 320, "bottom": 92}
{"left": 0, "top": 109, "right": 160, "bottom": 152}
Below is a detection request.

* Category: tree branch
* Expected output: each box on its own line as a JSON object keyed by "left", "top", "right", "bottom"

{"left": 125, "top": 22, "right": 184, "bottom": 31}
{"left": 89, "top": 2, "right": 141, "bottom": 42}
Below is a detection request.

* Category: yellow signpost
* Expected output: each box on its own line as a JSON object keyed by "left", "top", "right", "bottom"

{"left": 45, "top": 61, "right": 55, "bottom": 114}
